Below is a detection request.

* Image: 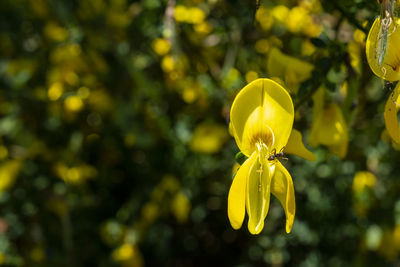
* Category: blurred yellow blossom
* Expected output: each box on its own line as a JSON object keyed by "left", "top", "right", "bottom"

{"left": 161, "top": 55, "right": 175, "bottom": 72}
{"left": 171, "top": 192, "right": 191, "bottom": 223}
{"left": 112, "top": 243, "right": 143, "bottom": 267}
{"left": 189, "top": 123, "right": 229, "bottom": 154}
{"left": 245, "top": 71, "right": 259, "bottom": 83}
{"left": 353, "top": 171, "right": 376, "bottom": 193}
{"left": 65, "top": 71, "right": 79, "bottom": 86}
{"left": 55, "top": 163, "right": 97, "bottom": 184}
{"left": 44, "top": 22, "right": 69, "bottom": 42}
{"left": 194, "top": 21, "right": 212, "bottom": 34}
{"left": 309, "top": 102, "right": 348, "bottom": 158}
{"left": 301, "top": 40, "right": 316, "bottom": 56}
{"left": 255, "top": 39, "right": 270, "bottom": 54}
{"left": 88, "top": 90, "right": 113, "bottom": 112}
{"left": 141, "top": 202, "right": 159, "bottom": 223}
{"left": 348, "top": 40, "right": 363, "bottom": 74}
{"left": 152, "top": 38, "right": 171, "bottom": 56}
{"left": 255, "top": 6, "right": 274, "bottom": 31}
{"left": 285, "top": 6, "right": 321, "bottom": 37}
{"left": 182, "top": 87, "right": 198, "bottom": 103}
{"left": 78, "top": 86, "right": 91, "bottom": 99}
{"left": 48, "top": 82, "right": 64, "bottom": 101}
{"left": 64, "top": 96, "right": 84, "bottom": 112}
{"left": 267, "top": 47, "right": 314, "bottom": 93}
{"left": 187, "top": 7, "right": 206, "bottom": 24}
{"left": 271, "top": 5, "right": 289, "bottom": 23}
{"left": 0, "top": 160, "right": 22, "bottom": 193}
{"left": 174, "top": 6, "right": 205, "bottom": 24}
{"left": 174, "top": 5, "right": 188, "bottom": 23}
{"left": 354, "top": 29, "right": 366, "bottom": 44}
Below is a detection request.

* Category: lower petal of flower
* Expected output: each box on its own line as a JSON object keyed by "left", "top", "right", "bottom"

{"left": 271, "top": 161, "right": 295, "bottom": 234}
{"left": 246, "top": 156, "right": 273, "bottom": 235}
{"left": 227, "top": 153, "right": 255, "bottom": 229}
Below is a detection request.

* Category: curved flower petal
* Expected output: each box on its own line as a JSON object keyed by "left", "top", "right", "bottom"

{"left": 228, "top": 152, "right": 256, "bottom": 229}
{"left": 246, "top": 157, "right": 273, "bottom": 234}
{"left": 285, "top": 129, "right": 316, "bottom": 161}
{"left": 230, "top": 78, "right": 294, "bottom": 156}
{"left": 366, "top": 17, "right": 400, "bottom": 81}
{"left": 384, "top": 83, "right": 400, "bottom": 143}
{"left": 267, "top": 47, "right": 314, "bottom": 94}
{"left": 271, "top": 161, "right": 295, "bottom": 234}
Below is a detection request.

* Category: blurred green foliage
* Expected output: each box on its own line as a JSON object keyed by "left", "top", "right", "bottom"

{"left": 1, "top": 0, "right": 400, "bottom": 266}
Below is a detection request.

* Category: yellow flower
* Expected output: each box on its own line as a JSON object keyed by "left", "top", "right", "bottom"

{"left": 189, "top": 123, "right": 228, "bottom": 154}
{"left": 228, "top": 78, "right": 314, "bottom": 234}
{"left": 0, "top": 160, "right": 22, "bottom": 193}
{"left": 384, "top": 83, "right": 400, "bottom": 143}
{"left": 152, "top": 38, "right": 171, "bottom": 56}
{"left": 285, "top": 6, "right": 322, "bottom": 37}
{"left": 366, "top": 17, "right": 400, "bottom": 81}
{"left": 267, "top": 47, "right": 314, "bottom": 94}
{"left": 171, "top": 192, "right": 191, "bottom": 223}
{"left": 309, "top": 89, "right": 348, "bottom": 158}
{"left": 255, "top": 6, "right": 274, "bottom": 31}
{"left": 353, "top": 171, "right": 376, "bottom": 193}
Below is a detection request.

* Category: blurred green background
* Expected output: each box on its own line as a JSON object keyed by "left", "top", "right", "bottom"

{"left": 1, "top": 0, "right": 400, "bottom": 266}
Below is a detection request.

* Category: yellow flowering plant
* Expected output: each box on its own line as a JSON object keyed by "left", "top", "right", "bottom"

{"left": 227, "top": 78, "right": 315, "bottom": 235}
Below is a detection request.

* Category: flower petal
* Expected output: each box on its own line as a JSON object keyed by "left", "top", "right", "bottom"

{"left": 230, "top": 78, "right": 294, "bottom": 156}
{"left": 271, "top": 161, "right": 295, "bottom": 234}
{"left": 285, "top": 129, "right": 316, "bottom": 161}
{"left": 384, "top": 83, "right": 400, "bottom": 143}
{"left": 366, "top": 17, "right": 400, "bottom": 81}
{"left": 267, "top": 47, "right": 314, "bottom": 93}
{"left": 246, "top": 157, "right": 273, "bottom": 235}
{"left": 309, "top": 103, "right": 347, "bottom": 146}
{"left": 228, "top": 152, "right": 255, "bottom": 229}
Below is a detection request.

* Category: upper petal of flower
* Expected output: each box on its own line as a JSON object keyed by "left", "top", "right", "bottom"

{"left": 271, "top": 161, "right": 295, "bottom": 234}
{"left": 228, "top": 152, "right": 256, "bottom": 230}
{"left": 230, "top": 78, "right": 294, "bottom": 156}
{"left": 285, "top": 129, "right": 316, "bottom": 161}
{"left": 384, "top": 83, "right": 400, "bottom": 143}
{"left": 366, "top": 17, "right": 400, "bottom": 81}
